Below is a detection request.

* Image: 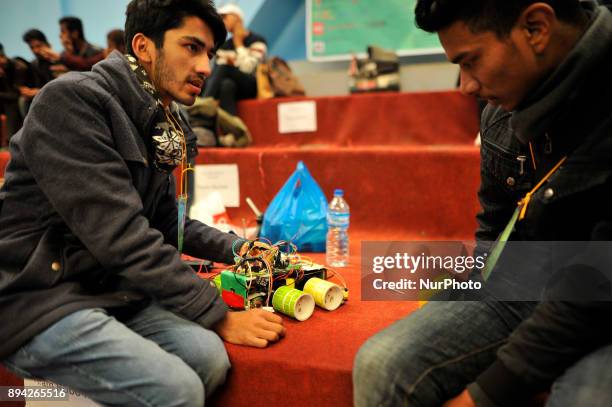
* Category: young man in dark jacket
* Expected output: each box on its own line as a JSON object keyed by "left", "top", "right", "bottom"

{"left": 0, "top": 1, "right": 284, "bottom": 405}
{"left": 354, "top": 1, "right": 612, "bottom": 406}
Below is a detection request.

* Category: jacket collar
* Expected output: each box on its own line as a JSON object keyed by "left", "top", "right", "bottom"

{"left": 92, "top": 51, "right": 196, "bottom": 171}
{"left": 92, "top": 51, "right": 159, "bottom": 136}
{"left": 511, "top": 4, "right": 612, "bottom": 147}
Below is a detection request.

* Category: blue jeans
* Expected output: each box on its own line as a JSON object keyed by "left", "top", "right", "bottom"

{"left": 353, "top": 301, "right": 535, "bottom": 407}
{"left": 3, "top": 305, "right": 230, "bottom": 407}
{"left": 354, "top": 301, "right": 612, "bottom": 406}
{"left": 546, "top": 343, "right": 612, "bottom": 407}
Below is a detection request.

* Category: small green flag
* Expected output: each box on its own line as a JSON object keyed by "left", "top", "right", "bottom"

{"left": 482, "top": 206, "right": 520, "bottom": 281}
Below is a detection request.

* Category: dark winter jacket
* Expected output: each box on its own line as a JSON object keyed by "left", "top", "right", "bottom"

{"left": 469, "top": 3, "right": 612, "bottom": 406}
{"left": 0, "top": 51, "right": 241, "bottom": 359}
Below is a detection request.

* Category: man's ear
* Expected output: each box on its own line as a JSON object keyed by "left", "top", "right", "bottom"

{"left": 518, "top": 3, "right": 555, "bottom": 54}
{"left": 131, "top": 33, "right": 154, "bottom": 63}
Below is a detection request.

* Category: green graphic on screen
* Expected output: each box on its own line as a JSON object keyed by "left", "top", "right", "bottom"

{"left": 308, "top": 0, "right": 442, "bottom": 60}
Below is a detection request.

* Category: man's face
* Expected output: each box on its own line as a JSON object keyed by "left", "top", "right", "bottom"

{"left": 28, "top": 39, "right": 47, "bottom": 57}
{"left": 439, "top": 21, "right": 542, "bottom": 111}
{"left": 60, "top": 24, "right": 77, "bottom": 44}
{"left": 149, "top": 16, "right": 214, "bottom": 107}
{"left": 0, "top": 54, "right": 7, "bottom": 70}
{"left": 222, "top": 13, "right": 239, "bottom": 33}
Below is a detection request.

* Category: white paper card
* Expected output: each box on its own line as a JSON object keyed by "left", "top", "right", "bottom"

{"left": 194, "top": 164, "right": 240, "bottom": 207}
{"left": 278, "top": 101, "right": 317, "bottom": 133}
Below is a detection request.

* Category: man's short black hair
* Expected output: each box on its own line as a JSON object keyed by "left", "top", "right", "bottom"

{"left": 415, "top": 0, "right": 585, "bottom": 37}
{"left": 124, "top": 0, "right": 227, "bottom": 56}
{"left": 22, "top": 29, "right": 49, "bottom": 45}
{"left": 59, "top": 16, "right": 85, "bottom": 40}
{"left": 0, "top": 43, "right": 4, "bottom": 56}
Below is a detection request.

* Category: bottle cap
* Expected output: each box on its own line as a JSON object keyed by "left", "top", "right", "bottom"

{"left": 334, "top": 189, "right": 344, "bottom": 196}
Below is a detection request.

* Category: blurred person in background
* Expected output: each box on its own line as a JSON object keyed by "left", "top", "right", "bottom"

{"left": 20, "top": 29, "right": 68, "bottom": 117}
{"left": 105, "top": 28, "right": 127, "bottom": 57}
{"left": 203, "top": 4, "right": 266, "bottom": 115}
{"left": 22, "top": 29, "right": 68, "bottom": 87}
{"left": 37, "top": 16, "right": 105, "bottom": 71}
{"left": 0, "top": 43, "right": 31, "bottom": 141}
{"left": 59, "top": 16, "right": 105, "bottom": 70}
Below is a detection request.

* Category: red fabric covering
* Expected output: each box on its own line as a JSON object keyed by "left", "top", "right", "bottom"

{"left": 210, "top": 244, "right": 419, "bottom": 407}
{"left": 0, "top": 365, "right": 25, "bottom": 407}
{"left": 0, "top": 151, "right": 9, "bottom": 180}
{"left": 238, "top": 91, "right": 479, "bottom": 147}
{"left": 195, "top": 146, "right": 481, "bottom": 239}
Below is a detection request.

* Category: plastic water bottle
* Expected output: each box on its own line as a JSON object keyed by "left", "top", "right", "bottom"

{"left": 326, "top": 189, "right": 350, "bottom": 267}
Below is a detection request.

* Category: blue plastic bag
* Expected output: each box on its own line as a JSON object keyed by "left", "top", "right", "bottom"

{"left": 261, "top": 161, "right": 328, "bottom": 252}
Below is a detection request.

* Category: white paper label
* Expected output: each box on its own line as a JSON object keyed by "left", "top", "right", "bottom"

{"left": 194, "top": 164, "right": 240, "bottom": 208}
{"left": 278, "top": 101, "right": 318, "bottom": 133}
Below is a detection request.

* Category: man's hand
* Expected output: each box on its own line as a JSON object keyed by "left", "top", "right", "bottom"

{"left": 19, "top": 87, "right": 39, "bottom": 99}
{"left": 443, "top": 390, "right": 476, "bottom": 407}
{"left": 238, "top": 241, "right": 250, "bottom": 257}
{"left": 214, "top": 308, "right": 286, "bottom": 348}
{"left": 39, "top": 47, "right": 60, "bottom": 62}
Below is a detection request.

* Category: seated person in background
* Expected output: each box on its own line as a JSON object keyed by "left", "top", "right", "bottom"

{"left": 20, "top": 29, "right": 68, "bottom": 116}
{"left": 56, "top": 16, "right": 105, "bottom": 71}
{"left": 22, "top": 29, "right": 68, "bottom": 88}
{"left": 105, "top": 28, "right": 127, "bottom": 57}
{"left": 203, "top": 4, "right": 267, "bottom": 116}
{"left": 0, "top": 44, "right": 29, "bottom": 140}
{"left": 0, "top": 1, "right": 284, "bottom": 405}
{"left": 35, "top": 17, "right": 105, "bottom": 72}
{"left": 354, "top": 1, "right": 612, "bottom": 406}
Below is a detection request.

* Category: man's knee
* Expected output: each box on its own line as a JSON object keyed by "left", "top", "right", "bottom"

{"left": 353, "top": 329, "right": 418, "bottom": 407}
{"left": 353, "top": 306, "right": 463, "bottom": 406}
{"left": 157, "top": 364, "right": 205, "bottom": 407}
{"left": 200, "top": 344, "right": 231, "bottom": 395}
{"left": 180, "top": 330, "right": 231, "bottom": 396}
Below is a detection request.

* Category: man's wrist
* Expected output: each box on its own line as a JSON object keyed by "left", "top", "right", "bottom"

{"left": 467, "top": 383, "right": 498, "bottom": 407}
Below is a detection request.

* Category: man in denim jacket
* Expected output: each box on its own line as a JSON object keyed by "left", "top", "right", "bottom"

{"left": 0, "top": 1, "right": 284, "bottom": 405}
{"left": 354, "top": 1, "right": 612, "bottom": 406}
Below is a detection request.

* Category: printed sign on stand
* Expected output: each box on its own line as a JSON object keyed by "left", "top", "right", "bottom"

{"left": 193, "top": 164, "right": 240, "bottom": 208}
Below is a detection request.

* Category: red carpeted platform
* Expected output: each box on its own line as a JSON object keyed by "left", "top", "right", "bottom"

{"left": 210, "top": 244, "right": 418, "bottom": 407}
{"left": 0, "top": 365, "right": 25, "bottom": 407}
{"left": 195, "top": 145, "right": 481, "bottom": 239}
{"left": 0, "top": 91, "right": 481, "bottom": 406}
{"left": 239, "top": 91, "right": 479, "bottom": 147}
